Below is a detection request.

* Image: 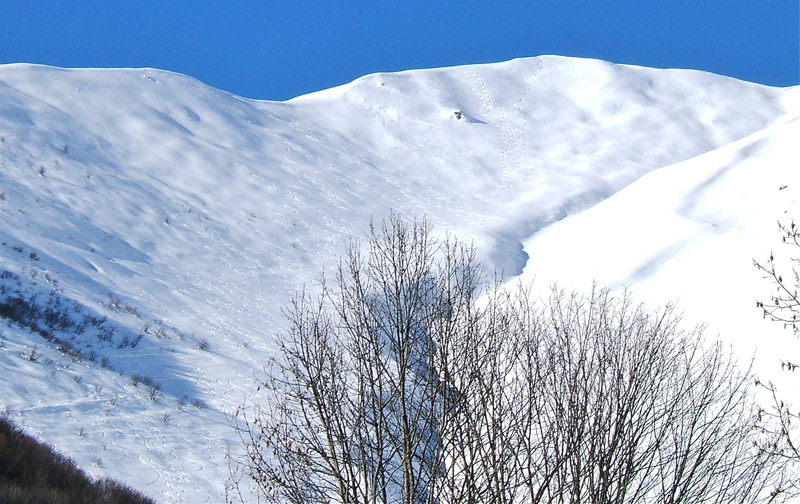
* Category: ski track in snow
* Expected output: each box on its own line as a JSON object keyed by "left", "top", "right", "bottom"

{"left": 0, "top": 56, "right": 797, "bottom": 502}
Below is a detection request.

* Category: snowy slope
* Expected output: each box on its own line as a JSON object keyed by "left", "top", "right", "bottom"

{"left": 0, "top": 56, "right": 795, "bottom": 502}
{"left": 519, "top": 89, "right": 800, "bottom": 388}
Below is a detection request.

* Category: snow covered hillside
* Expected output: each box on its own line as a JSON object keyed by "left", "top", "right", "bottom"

{"left": 0, "top": 56, "right": 797, "bottom": 502}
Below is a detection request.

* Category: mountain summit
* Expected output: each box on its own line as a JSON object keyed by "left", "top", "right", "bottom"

{"left": 0, "top": 56, "right": 796, "bottom": 501}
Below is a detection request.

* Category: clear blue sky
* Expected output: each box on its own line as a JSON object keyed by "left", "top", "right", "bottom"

{"left": 1, "top": 2, "right": 798, "bottom": 101}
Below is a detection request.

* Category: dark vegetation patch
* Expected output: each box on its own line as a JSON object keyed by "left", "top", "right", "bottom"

{"left": 0, "top": 270, "right": 142, "bottom": 362}
{"left": 0, "top": 416, "right": 156, "bottom": 504}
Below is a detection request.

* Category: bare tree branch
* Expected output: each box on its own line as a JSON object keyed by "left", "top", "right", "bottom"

{"left": 231, "top": 215, "right": 787, "bottom": 503}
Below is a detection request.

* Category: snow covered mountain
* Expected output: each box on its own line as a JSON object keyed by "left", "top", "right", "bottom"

{"left": 0, "top": 56, "right": 797, "bottom": 502}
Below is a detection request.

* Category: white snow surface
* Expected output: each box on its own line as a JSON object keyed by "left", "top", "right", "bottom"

{"left": 0, "top": 55, "right": 797, "bottom": 502}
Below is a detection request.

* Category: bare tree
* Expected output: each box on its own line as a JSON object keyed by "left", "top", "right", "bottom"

{"left": 755, "top": 220, "right": 800, "bottom": 337}
{"left": 233, "top": 215, "right": 486, "bottom": 504}
{"left": 232, "top": 215, "right": 786, "bottom": 503}
{"left": 493, "top": 286, "right": 784, "bottom": 504}
{"left": 754, "top": 219, "right": 800, "bottom": 493}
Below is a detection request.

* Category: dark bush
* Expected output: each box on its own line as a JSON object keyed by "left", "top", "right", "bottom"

{"left": 0, "top": 416, "right": 155, "bottom": 504}
{"left": 0, "top": 270, "right": 121, "bottom": 361}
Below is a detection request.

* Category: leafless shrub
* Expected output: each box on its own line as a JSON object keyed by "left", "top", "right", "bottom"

{"left": 21, "top": 345, "right": 40, "bottom": 362}
{"left": 233, "top": 215, "right": 787, "bottom": 503}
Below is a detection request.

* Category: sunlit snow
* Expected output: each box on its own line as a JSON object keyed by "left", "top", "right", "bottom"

{"left": 0, "top": 56, "right": 797, "bottom": 502}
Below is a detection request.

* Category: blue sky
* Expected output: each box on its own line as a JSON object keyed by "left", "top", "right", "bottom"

{"left": 1, "top": 2, "right": 798, "bottom": 101}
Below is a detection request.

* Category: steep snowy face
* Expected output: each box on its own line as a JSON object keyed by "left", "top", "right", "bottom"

{"left": 0, "top": 57, "right": 795, "bottom": 502}
{"left": 0, "top": 57, "right": 789, "bottom": 281}
{"left": 520, "top": 106, "right": 800, "bottom": 377}
{"left": 288, "top": 56, "right": 789, "bottom": 263}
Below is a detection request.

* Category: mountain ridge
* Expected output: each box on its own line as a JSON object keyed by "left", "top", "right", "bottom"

{"left": 0, "top": 56, "right": 796, "bottom": 501}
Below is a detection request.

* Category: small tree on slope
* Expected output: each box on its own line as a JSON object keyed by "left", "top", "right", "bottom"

{"left": 232, "top": 214, "right": 786, "bottom": 504}
{"left": 754, "top": 219, "right": 800, "bottom": 491}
